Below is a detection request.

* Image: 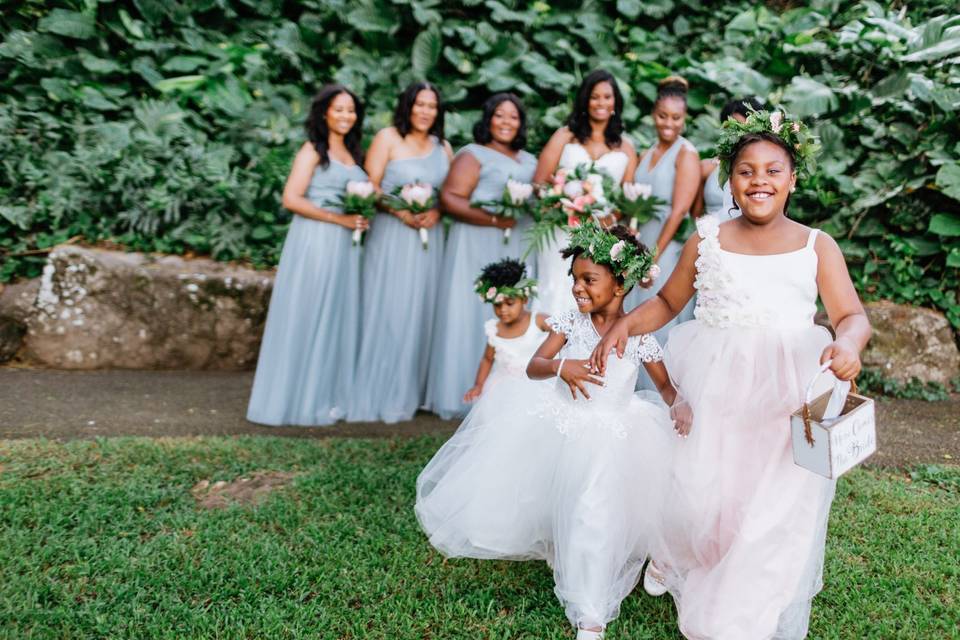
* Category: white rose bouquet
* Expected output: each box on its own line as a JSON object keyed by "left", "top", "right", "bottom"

{"left": 472, "top": 179, "right": 536, "bottom": 244}
{"left": 614, "top": 182, "right": 664, "bottom": 232}
{"left": 382, "top": 182, "right": 436, "bottom": 250}
{"left": 326, "top": 180, "right": 377, "bottom": 246}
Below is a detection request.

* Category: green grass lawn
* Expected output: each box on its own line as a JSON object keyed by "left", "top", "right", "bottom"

{"left": 1, "top": 436, "right": 957, "bottom": 640}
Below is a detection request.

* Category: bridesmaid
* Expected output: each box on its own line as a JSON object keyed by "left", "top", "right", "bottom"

{"left": 348, "top": 82, "right": 453, "bottom": 423}
{"left": 692, "top": 96, "right": 762, "bottom": 221}
{"left": 533, "top": 69, "right": 639, "bottom": 316}
{"left": 425, "top": 93, "right": 538, "bottom": 420}
{"left": 247, "top": 84, "right": 369, "bottom": 426}
{"left": 626, "top": 76, "right": 700, "bottom": 390}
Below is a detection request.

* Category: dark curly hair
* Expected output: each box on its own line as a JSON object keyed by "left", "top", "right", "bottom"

{"left": 566, "top": 69, "right": 624, "bottom": 148}
{"left": 473, "top": 93, "right": 527, "bottom": 150}
{"left": 728, "top": 132, "right": 797, "bottom": 215}
{"left": 561, "top": 225, "right": 648, "bottom": 290}
{"left": 655, "top": 75, "right": 688, "bottom": 109}
{"left": 720, "top": 96, "right": 763, "bottom": 122}
{"left": 478, "top": 258, "right": 527, "bottom": 288}
{"left": 305, "top": 84, "right": 365, "bottom": 168}
{"left": 394, "top": 81, "right": 445, "bottom": 143}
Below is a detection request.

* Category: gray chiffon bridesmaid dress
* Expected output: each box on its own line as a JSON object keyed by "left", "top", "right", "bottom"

{"left": 424, "top": 143, "right": 537, "bottom": 419}
{"left": 247, "top": 157, "right": 367, "bottom": 426}
{"left": 348, "top": 141, "right": 450, "bottom": 423}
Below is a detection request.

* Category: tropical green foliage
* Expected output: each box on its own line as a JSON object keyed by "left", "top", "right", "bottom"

{"left": 1, "top": 1, "right": 958, "bottom": 327}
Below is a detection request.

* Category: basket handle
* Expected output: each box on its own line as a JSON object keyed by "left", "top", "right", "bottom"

{"left": 801, "top": 360, "right": 860, "bottom": 447}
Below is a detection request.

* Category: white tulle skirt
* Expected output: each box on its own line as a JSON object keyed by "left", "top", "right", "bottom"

{"left": 657, "top": 320, "right": 836, "bottom": 640}
{"left": 416, "top": 376, "right": 675, "bottom": 629}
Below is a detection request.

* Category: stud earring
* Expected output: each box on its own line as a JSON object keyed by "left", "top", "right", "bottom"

{"left": 790, "top": 187, "right": 796, "bottom": 193}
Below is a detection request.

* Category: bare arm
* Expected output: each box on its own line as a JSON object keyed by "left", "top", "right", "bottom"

{"left": 590, "top": 234, "right": 699, "bottom": 374}
{"left": 534, "top": 312, "right": 551, "bottom": 332}
{"left": 464, "top": 344, "right": 496, "bottom": 402}
{"left": 654, "top": 146, "right": 700, "bottom": 257}
{"left": 281, "top": 142, "right": 351, "bottom": 226}
{"left": 815, "top": 233, "right": 872, "bottom": 381}
{"left": 691, "top": 158, "right": 715, "bottom": 218}
{"left": 528, "top": 330, "right": 605, "bottom": 400}
{"left": 643, "top": 360, "right": 677, "bottom": 404}
{"left": 533, "top": 127, "right": 571, "bottom": 183}
{"left": 621, "top": 137, "right": 639, "bottom": 186}
{"left": 440, "top": 152, "right": 511, "bottom": 228}
{"left": 363, "top": 128, "right": 394, "bottom": 191}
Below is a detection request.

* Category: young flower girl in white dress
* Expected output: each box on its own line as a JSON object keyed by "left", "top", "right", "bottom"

{"left": 416, "top": 226, "right": 687, "bottom": 639}
{"left": 591, "top": 111, "right": 872, "bottom": 640}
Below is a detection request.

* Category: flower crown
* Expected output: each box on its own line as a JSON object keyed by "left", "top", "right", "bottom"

{"left": 715, "top": 109, "right": 819, "bottom": 185}
{"left": 474, "top": 264, "right": 538, "bottom": 304}
{"left": 563, "top": 224, "right": 656, "bottom": 291}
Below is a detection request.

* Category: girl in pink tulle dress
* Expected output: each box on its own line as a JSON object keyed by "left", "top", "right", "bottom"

{"left": 591, "top": 111, "right": 872, "bottom": 639}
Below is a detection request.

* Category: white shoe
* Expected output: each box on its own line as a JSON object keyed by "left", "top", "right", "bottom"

{"left": 576, "top": 628, "right": 604, "bottom": 640}
{"left": 643, "top": 560, "right": 668, "bottom": 597}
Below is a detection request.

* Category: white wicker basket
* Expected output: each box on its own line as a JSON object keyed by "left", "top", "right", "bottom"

{"left": 790, "top": 361, "right": 876, "bottom": 479}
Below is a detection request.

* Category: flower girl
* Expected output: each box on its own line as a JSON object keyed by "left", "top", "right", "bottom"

{"left": 463, "top": 258, "right": 550, "bottom": 403}
{"left": 416, "top": 225, "right": 684, "bottom": 639}
{"left": 591, "top": 111, "right": 872, "bottom": 639}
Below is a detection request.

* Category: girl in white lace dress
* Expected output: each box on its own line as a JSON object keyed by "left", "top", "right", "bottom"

{"left": 461, "top": 259, "right": 550, "bottom": 403}
{"left": 591, "top": 112, "right": 872, "bottom": 640}
{"left": 417, "top": 225, "right": 684, "bottom": 640}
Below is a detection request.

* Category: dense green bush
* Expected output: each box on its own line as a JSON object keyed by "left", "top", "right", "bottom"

{"left": 1, "top": 1, "right": 958, "bottom": 327}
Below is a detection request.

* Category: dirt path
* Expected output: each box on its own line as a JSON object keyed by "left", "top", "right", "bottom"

{"left": 3, "top": 368, "right": 957, "bottom": 468}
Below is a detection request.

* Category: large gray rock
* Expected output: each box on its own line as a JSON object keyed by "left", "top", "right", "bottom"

{"left": 23, "top": 245, "right": 274, "bottom": 370}
{"left": 862, "top": 300, "right": 960, "bottom": 385}
{"left": 0, "top": 278, "right": 40, "bottom": 363}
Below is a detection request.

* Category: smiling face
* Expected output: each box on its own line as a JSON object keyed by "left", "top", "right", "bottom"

{"left": 493, "top": 296, "right": 526, "bottom": 324}
{"left": 489, "top": 99, "right": 521, "bottom": 146}
{"left": 570, "top": 256, "right": 623, "bottom": 313}
{"left": 325, "top": 92, "right": 357, "bottom": 137}
{"left": 729, "top": 139, "right": 796, "bottom": 224}
{"left": 587, "top": 81, "right": 616, "bottom": 124}
{"left": 409, "top": 89, "right": 438, "bottom": 134}
{"left": 652, "top": 96, "right": 686, "bottom": 144}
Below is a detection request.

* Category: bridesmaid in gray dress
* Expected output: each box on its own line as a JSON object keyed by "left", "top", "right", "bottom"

{"left": 425, "top": 93, "right": 538, "bottom": 419}
{"left": 348, "top": 82, "right": 453, "bottom": 423}
{"left": 247, "top": 85, "right": 369, "bottom": 426}
{"left": 693, "top": 97, "right": 762, "bottom": 221}
{"left": 626, "top": 76, "right": 700, "bottom": 390}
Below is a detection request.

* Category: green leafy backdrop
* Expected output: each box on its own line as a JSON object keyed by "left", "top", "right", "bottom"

{"left": 1, "top": 0, "right": 958, "bottom": 328}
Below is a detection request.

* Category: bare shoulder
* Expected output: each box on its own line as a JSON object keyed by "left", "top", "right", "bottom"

{"left": 442, "top": 139, "right": 455, "bottom": 158}
{"left": 297, "top": 140, "right": 319, "bottom": 158}
{"left": 699, "top": 157, "right": 718, "bottom": 178}
{"left": 812, "top": 227, "right": 842, "bottom": 255}
{"left": 619, "top": 135, "right": 637, "bottom": 155}
{"left": 548, "top": 126, "right": 575, "bottom": 146}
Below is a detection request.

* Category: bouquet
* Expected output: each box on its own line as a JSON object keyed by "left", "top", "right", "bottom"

{"left": 615, "top": 182, "right": 664, "bottom": 232}
{"left": 382, "top": 182, "right": 436, "bottom": 250}
{"left": 472, "top": 179, "right": 536, "bottom": 244}
{"left": 326, "top": 180, "right": 377, "bottom": 246}
{"left": 526, "top": 163, "right": 615, "bottom": 255}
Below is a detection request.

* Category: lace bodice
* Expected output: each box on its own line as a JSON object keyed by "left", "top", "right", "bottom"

{"left": 535, "top": 310, "right": 663, "bottom": 438}
{"left": 558, "top": 143, "right": 630, "bottom": 183}
{"left": 485, "top": 316, "right": 547, "bottom": 377}
{"left": 693, "top": 216, "right": 820, "bottom": 329}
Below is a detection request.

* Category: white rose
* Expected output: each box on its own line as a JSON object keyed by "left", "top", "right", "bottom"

{"left": 586, "top": 173, "right": 605, "bottom": 202}
{"left": 402, "top": 183, "right": 433, "bottom": 206}
{"left": 563, "top": 180, "right": 584, "bottom": 199}
{"left": 485, "top": 287, "right": 497, "bottom": 301}
{"left": 347, "top": 180, "right": 375, "bottom": 198}
{"left": 770, "top": 111, "right": 783, "bottom": 133}
{"left": 506, "top": 179, "right": 533, "bottom": 205}
{"left": 494, "top": 293, "right": 506, "bottom": 303}
{"left": 649, "top": 263, "right": 661, "bottom": 279}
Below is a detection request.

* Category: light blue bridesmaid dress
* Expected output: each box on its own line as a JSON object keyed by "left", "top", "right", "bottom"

{"left": 247, "top": 157, "right": 368, "bottom": 426}
{"left": 703, "top": 163, "right": 740, "bottom": 221}
{"left": 626, "top": 136, "right": 696, "bottom": 390}
{"left": 424, "top": 143, "right": 538, "bottom": 419}
{"left": 348, "top": 141, "right": 450, "bottom": 423}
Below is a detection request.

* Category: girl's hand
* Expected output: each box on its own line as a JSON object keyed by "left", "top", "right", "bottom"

{"left": 670, "top": 395, "right": 693, "bottom": 438}
{"left": 559, "top": 358, "right": 604, "bottom": 400}
{"left": 491, "top": 215, "right": 517, "bottom": 230}
{"left": 338, "top": 214, "right": 370, "bottom": 231}
{"left": 820, "top": 337, "right": 862, "bottom": 381}
{"left": 589, "top": 319, "right": 630, "bottom": 376}
{"left": 416, "top": 208, "right": 442, "bottom": 229}
{"left": 463, "top": 385, "right": 483, "bottom": 403}
{"left": 394, "top": 210, "right": 419, "bottom": 229}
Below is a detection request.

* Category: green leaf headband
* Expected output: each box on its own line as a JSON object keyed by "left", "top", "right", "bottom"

{"left": 563, "top": 224, "right": 656, "bottom": 291}
{"left": 716, "top": 109, "right": 820, "bottom": 185}
{"left": 474, "top": 276, "right": 538, "bottom": 304}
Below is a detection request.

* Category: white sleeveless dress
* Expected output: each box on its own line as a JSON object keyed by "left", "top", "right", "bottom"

{"left": 655, "top": 216, "right": 837, "bottom": 640}
{"left": 416, "top": 309, "right": 674, "bottom": 631}
{"left": 535, "top": 143, "right": 630, "bottom": 316}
